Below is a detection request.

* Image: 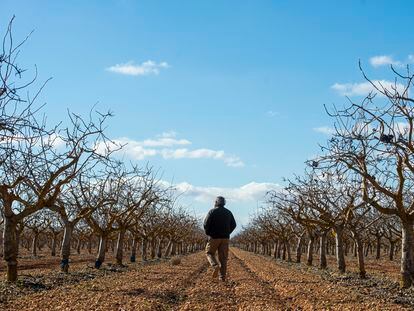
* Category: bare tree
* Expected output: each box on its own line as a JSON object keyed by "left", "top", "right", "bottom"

{"left": 24, "top": 210, "right": 51, "bottom": 257}
{"left": 0, "top": 17, "right": 115, "bottom": 281}
{"left": 319, "top": 64, "right": 414, "bottom": 287}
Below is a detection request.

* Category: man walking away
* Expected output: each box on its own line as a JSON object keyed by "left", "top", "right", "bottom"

{"left": 203, "top": 196, "right": 237, "bottom": 281}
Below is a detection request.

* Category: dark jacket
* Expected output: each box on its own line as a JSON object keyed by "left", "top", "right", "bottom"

{"left": 203, "top": 206, "right": 236, "bottom": 239}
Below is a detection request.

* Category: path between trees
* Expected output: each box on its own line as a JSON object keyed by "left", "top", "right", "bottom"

{"left": 1, "top": 248, "right": 409, "bottom": 310}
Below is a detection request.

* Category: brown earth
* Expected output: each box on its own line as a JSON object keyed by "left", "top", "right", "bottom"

{"left": 1, "top": 248, "right": 412, "bottom": 310}
{"left": 318, "top": 252, "right": 401, "bottom": 283}
{"left": 0, "top": 249, "right": 106, "bottom": 273}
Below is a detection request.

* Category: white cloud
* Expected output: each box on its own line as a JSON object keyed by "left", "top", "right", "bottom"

{"left": 95, "top": 138, "right": 157, "bottom": 160}
{"left": 39, "top": 133, "right": 66, "bottom": 149}
{"left": 369, "top": 54, "right": 414, "bottom": 68}
{"left": 393, "top": 122, "right": 409, "bottom": 135}
{"left": 141, "top": 136, "right": 191, "bottom": 148}
{"left": 32, "top": 133, "right": 66, "bottom": 149}
{"left": 267, "top": 110, "right": 279, "bottom": 117}
{"left": 369, "top": 55, "right": 401, "bottom": 68}
{"left": 95, "top": 133, "right": 244, "bottom": 167}
{"left": 173, "top": 181, "right": 281, "bottom": 203}
{"left": 158, "top": 131, "right": 177, "bottom": 138}
{"left": 223, "top": 156, "right": 245, "bottom": 168}
{"left": 313, "top": 126, "right": 335, "bottom": 135}
{"left": 107, "top": 60, "right": 169, "bottom": 76}
{"left": 331, "top": 80, "right": 406, "bottom": 96}
{"left": 141, "top": 131, "right": 190, "bottom": 147}
{"left": 161, "top": 148, "right": 225, "bottom": 160}
{"left": 161, "top": 148, "right": 244, "bottom": 167}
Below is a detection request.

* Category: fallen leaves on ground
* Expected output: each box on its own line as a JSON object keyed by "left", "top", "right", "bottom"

{"left": 0, "top": 248, "right": 412, "bottom": 310}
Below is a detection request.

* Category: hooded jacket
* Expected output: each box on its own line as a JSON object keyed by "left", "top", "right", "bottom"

{"left": 203, "top": 205, "right": 236, "bottom": 239}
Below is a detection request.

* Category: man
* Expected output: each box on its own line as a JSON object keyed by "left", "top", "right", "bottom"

{"left": 203, "top": 196, "right": 237, "bottom": 281}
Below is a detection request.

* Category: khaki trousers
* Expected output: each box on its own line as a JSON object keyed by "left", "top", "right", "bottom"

{"left": 205, "top": 238, "right": 229, "bottom": 278}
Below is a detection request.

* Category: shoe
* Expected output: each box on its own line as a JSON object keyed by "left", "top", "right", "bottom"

{"left": 212, "top": 265, "right": 219, "bottom": 278}
{"left": 219, "top": 276, "right": 226, "bottom": 282}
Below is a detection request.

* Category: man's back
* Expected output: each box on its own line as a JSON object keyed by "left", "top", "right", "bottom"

{"left": 204, "top": 206, "right": 236, "bottom": 239}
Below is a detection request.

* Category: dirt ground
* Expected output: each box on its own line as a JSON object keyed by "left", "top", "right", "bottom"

{"left": 308, "top": 252, "right": 401, "bottom": 283}
{"left": 1, "top": 247, "right": 412, "bottom": 310}
{"left": 0, "top": 249, "right": 105, "bottom": 273}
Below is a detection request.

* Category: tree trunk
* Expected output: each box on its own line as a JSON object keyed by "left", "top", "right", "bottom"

{"left": 60, "top": 223, "right": 74, "bottom": 273}
{"left": 3, "top": 215, "right": 19, "bottom": 282}
{"left": 164, "top": 239, "right": 172, "bottom": 257}
{"left": 334, "top": 226, "right": 346, "bottom": 273}
{"left": 307, "top": 234, "right": 315, "bottom": 266}
{"left": 51, "top": 234, "right": 58, "bottom": 256}
{"left": 131, "top": 236, "right": 138, "bottom": 262}
{"left": 296, "top": 235, "right": 304, "bottom": 263}
{"left": 277, "top": 240, "right": 282, "bottom": 258}
{"left": 389, "top": 240, "right": 395, "bottom": 261}
{"left": 344, "top": 241, "right": 349, "bottom": 256}
{"left": 353, "top": 241, "right": 357, "bottom": 257}
{"left": 376, "top": 235, "right": 381, "bottom": 260}
{"left": 32, "top": 233, "right": 38, "bottom": 257}
{"left": 364, "top": 242, "right": 370, "bottom": 257}
{"left": 282, "top": 242, "right": 286, "bottom": 260}
{"left": 15, "top": 226, "right": 23, "bottom": 257}
{"left": 286, "top": 240, "right": 292, "bottom": 262}
{"left": 76, "top": 238, "right": 81, "bottom": 255}
{"left": 110, "top": 239, "right": 115, "bottom": 253}
{"left": 88, "top": 237, "right": 92, "bottom": 254}
{"left": 115, "top": 229, "right": 126, "bottom": 265}
{"left": 141, "top": 237, "right": 148, "bottom": 261}
{"left": 150, "top": 237, "right": 156, "bottom": 259}
{"left": 320, "top": 232, "right": 327, "bottom": 269}
{"left": 355, "top": 235, "right": 366, "bottom": 278}
{"left": 95, "top": 234, "right": 107, "bottom": 269}
{"left": 400, "top": 220, "right": 414, "bottom": 288}
{"left": 157, "top": 239, "right": 163, "bottom": 258}
{"left": 171, "top": 241, "right": 177, "bottom": 256}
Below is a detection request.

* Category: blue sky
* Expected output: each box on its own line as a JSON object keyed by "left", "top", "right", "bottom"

{"left": 2, "top": 0, "right": 413, "bottom": 228}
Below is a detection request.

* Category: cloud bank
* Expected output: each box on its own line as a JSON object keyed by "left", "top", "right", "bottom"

{"left": 331, "top": 80, "right": 406, "bottom": 96}
{"left": 96, "top": 132, "right": 244, "bottom": 167}
{"left": 369, "top": 55, "right": 401, "bottom": 68}
{"left": 173, "top": 181, "right": 281, "bottom": 203}
{"left": 107, "top": 60, "right": 169, "bottom": 76}
{"left": 313, "top": 126, "right": 335, "bottom": 135}
{"left": 369, "top": 54, "right": 414, "bottom": 68}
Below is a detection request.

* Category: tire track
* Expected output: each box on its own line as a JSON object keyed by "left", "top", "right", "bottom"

{"left": 232, "top": 247, "right": 409, "bottom": 311}
{"left": 176, "top": 250, "right": 290, "bottom": 310}
{"left": 176, "top": 255, "right": 238, "bottom": 311}
{"left": 230, "top": 249, "right": 293, "bottom": 310}
{"left": 3, "top": 252, "right": 209, "bottom": 311}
